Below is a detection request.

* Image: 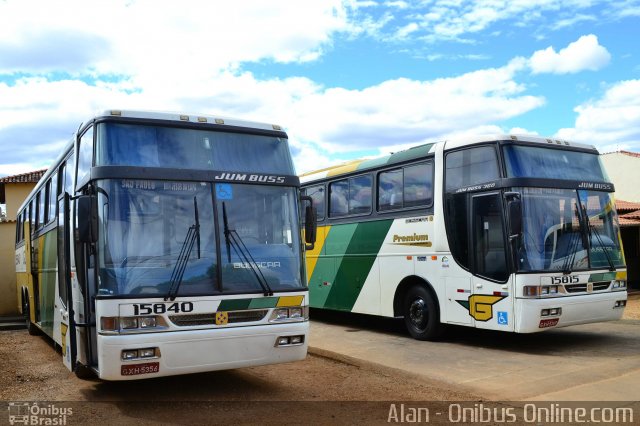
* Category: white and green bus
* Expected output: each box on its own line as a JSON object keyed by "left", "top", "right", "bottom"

{"left": 15, "top": 110, "right": 316, "bottom": 380}
{"left": 301, "top": 135, "right": 628, "bottom": 340}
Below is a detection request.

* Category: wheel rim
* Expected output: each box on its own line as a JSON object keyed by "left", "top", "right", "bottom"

{"left": 408, "top": 298, "right": 428, "bottom": 330}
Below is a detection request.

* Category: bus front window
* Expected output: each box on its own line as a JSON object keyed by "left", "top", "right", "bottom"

{"left": 96, "top": 180, "right": 218, "bottom": 296}
{"left": 514, "top": 187, "right": 624, "bottom": 272}
{"left": 216, "top": 184, "right": 304, "bottom": 293}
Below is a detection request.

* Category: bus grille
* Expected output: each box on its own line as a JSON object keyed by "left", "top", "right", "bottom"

{"left": 168, "top": 310, "right": 269, "bottom": 326}
{"left": 592, "top": 281, "right": 611, "bottom": 291}
{"left": 565, "top": 284, "right": 588, "bottom": 293}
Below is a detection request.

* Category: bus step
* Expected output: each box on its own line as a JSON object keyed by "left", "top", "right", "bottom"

{"left": 0, "top": 316, "right": 26, "bottom": 331}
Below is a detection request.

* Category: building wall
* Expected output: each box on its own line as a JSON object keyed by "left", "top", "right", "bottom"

{"left": 0, "top": 222, "right": 18, "bottom": 315}
{"left": 4, "top": 183, "right": 33, "bottom": 220}
{"left": 0, "top": 182, "right": 36, "bottom": 316}
{"left": 601, "top": 153, "right": 640, "bottom": 202}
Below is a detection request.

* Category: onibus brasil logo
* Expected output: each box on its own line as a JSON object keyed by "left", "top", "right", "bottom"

{"left": 8, "top": 402, "right": 73, "bottom": 425}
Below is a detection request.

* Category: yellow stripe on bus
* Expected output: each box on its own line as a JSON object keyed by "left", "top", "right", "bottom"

{"left": 305, "top": 225, "right": 330, "bottom": 284}
{"left": 326, "top": 160, "right": 363, "bottom": 177}
{"left": 276, "top": 295, "right": 305, "bottom": 307}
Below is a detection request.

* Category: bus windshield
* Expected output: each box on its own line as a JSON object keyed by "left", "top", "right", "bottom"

{"left": 96, "top": 179, "right": 304, "bottom": 296}
{"left": 514, "top": 187, "right": 625, "bottom": 272}
{"left": 96, "top": 122, "right": 294, "bottom": 174}
{"left": 503, "top": 144, "right": 607, "bottom": 181}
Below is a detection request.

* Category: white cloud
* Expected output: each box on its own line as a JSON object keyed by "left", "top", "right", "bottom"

{"left": 529, "top": 34, "right": 611, "bottom": 74}
{"left": 0, "top": 0, "right": 351, "bottom": 79}
{"left": 556, "top": 80, "right": 640, "bottom": 153}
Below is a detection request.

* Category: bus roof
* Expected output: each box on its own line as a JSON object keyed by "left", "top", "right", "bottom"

{"left": 300, "top": 134, "right": 598, "bottom": 184}
{"left": 94, "top": 109, "right": 285, "bottom": 132}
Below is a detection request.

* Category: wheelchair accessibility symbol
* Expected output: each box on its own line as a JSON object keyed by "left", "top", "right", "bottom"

{"left": 216, "top": 183, "right": 233, "bottom": 200}
{"left": 497, "top": 311, "right": 508, "bottom": 326}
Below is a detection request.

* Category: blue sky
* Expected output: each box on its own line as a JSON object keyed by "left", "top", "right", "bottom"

{"left": 1, "top": 0, "right": 639, "bottom": 177}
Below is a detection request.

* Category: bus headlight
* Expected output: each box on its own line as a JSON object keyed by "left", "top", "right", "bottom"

{"left": 120, "top": 317, "right": 139, "bottom": 329}
{"left": 269, "top": 306, "right": 308, "bottom": 322}
{"left": 524, "top": 285, "right": 559, "bottom": 297}
{"left": 139, "top": 317, "right": 157, "bottom": 328}
{"left": 100, "top": 316, "right": 163, "bottom": 333}
{"left": 612, "top": 281, "right": 627, "bottom": 290}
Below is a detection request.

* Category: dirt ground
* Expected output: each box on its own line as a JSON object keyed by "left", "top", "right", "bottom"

{"left": 622, "top": 292, "right": 640, "bottom": 319}
{"left": 0, "top": 330, "right": 477, "bottom": 425}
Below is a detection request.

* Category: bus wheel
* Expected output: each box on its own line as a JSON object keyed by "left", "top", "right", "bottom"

{"left": 23, "top": 293, "right": 40, "bottom": 336}
{"left": 74, "top": 363, "right": 96, "bottom": 380}
{"left": 403, "top": 285, "right": 443, "bottom": 341}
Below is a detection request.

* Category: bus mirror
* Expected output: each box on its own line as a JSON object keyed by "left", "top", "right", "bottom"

{"left": 301, "top": 195, "right": 317, "bottom": 250}
{"left": 77, "top": 195, "right": 98, "bottom": 243}
{"left": 508, "top": 198, "right": 522, "bottom": 238}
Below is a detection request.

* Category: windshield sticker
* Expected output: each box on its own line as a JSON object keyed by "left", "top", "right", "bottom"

{"left": 216, "top": 183, "right": 233, "bottom": 200}
{"left": 456, "top": 295, "right": 505, "bottom": 321}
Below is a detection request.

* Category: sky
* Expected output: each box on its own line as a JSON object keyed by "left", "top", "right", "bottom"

{"left": 0, "top": 0, "right": 639, "bottom": 178}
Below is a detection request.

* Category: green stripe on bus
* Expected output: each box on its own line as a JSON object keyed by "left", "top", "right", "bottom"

{"left": 218, "top": 299, "right": 252, "bottom": 311}
{"left": 589, "top": 272, "right": 616, "bottom": 282}
{"left": 248, "top": 297, "right": 279, "bottom": 309}
{"left": 324, "top": 220, "right": 393, "bottom": 311}
{"left": 309, "top": 223, "right": 359, "bottom": 308}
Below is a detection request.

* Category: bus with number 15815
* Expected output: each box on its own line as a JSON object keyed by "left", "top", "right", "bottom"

{"left": 302, "top": 134, "right": 627, "bottom": 340}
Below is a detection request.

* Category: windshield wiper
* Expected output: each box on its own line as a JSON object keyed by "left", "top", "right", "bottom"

{"left": 165, "top": 197, "right": 201, "bottom": 301}
{"left": 582, "top": 205, "right": 616, "bottom": 272}
{"left": 562, "top": 203, "right": 584, "bottom": 275}
{"left": 222, "top": 202, "right": 273, "bottom": 296}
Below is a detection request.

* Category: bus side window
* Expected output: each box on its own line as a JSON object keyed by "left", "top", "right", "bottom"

{"left": 304, "top": 185, "right": 325, "bottom": 221}
{"left": 404, "top": 162, "right": 433, "bottom": 208}
{"left": 329, "top": 180, "right": 349, "bottom": 217}
{"left": 348, "top": 175, "right": 372, "bottom": 215}
{"left": 445, "top": 146, "right": 499, "bottom": 191}
{"left": 36, "top": 191, "right": 44, "bottom": 230}
{"left": 28, "top": 201, "right": 34, "bottom": 233}
{"left": 49, "top": 173, "right": 58, "bottom": 223}
{"left": 64, "top": 154, "right": 74, "bottom": 195}
{"left": 378, "top": 169, "right": 403, "bottom": 211}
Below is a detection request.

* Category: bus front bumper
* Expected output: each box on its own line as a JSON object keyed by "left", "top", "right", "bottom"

{"left": 515, "top": 291, "right": 627, "bottom": 333}
{"left": 96, "top": 321, "right": 308, "bottom": 381}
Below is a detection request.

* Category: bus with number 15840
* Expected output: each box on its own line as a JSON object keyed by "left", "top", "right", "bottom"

{"left": 15, "top": 110, "right": 317, "bottom": 380}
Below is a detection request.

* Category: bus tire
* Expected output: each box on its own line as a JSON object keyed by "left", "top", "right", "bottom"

{"left": 403, "top": 285, "right": 444, "bottom": 341}
{"left": 23, "top": 292, "right": 40, "bottom": 336}
{"left": 74, "top": 363, "right": 95, "bottom": 380}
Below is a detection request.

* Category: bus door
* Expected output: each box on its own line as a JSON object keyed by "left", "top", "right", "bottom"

{"left": 23, "top": 222, "right": 36, "bottom": 323}
{"left": 74, "top": 194, "right": 99, "bottom": 368}
{"left": 30, "top": 225, "right": 41, "bottom": 324}
{"left": 57, "top": 194, "right": 76, "bottom": 371}
{"left": 469, "top": 192, "right": 514, "bottom": 332}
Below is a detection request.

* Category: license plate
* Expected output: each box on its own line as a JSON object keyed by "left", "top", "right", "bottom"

{"left": 121, "top": 362, "right": 160, "bottom": 376}
{"left": 539, "top": 318, "right": 559, "bottom": 328}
